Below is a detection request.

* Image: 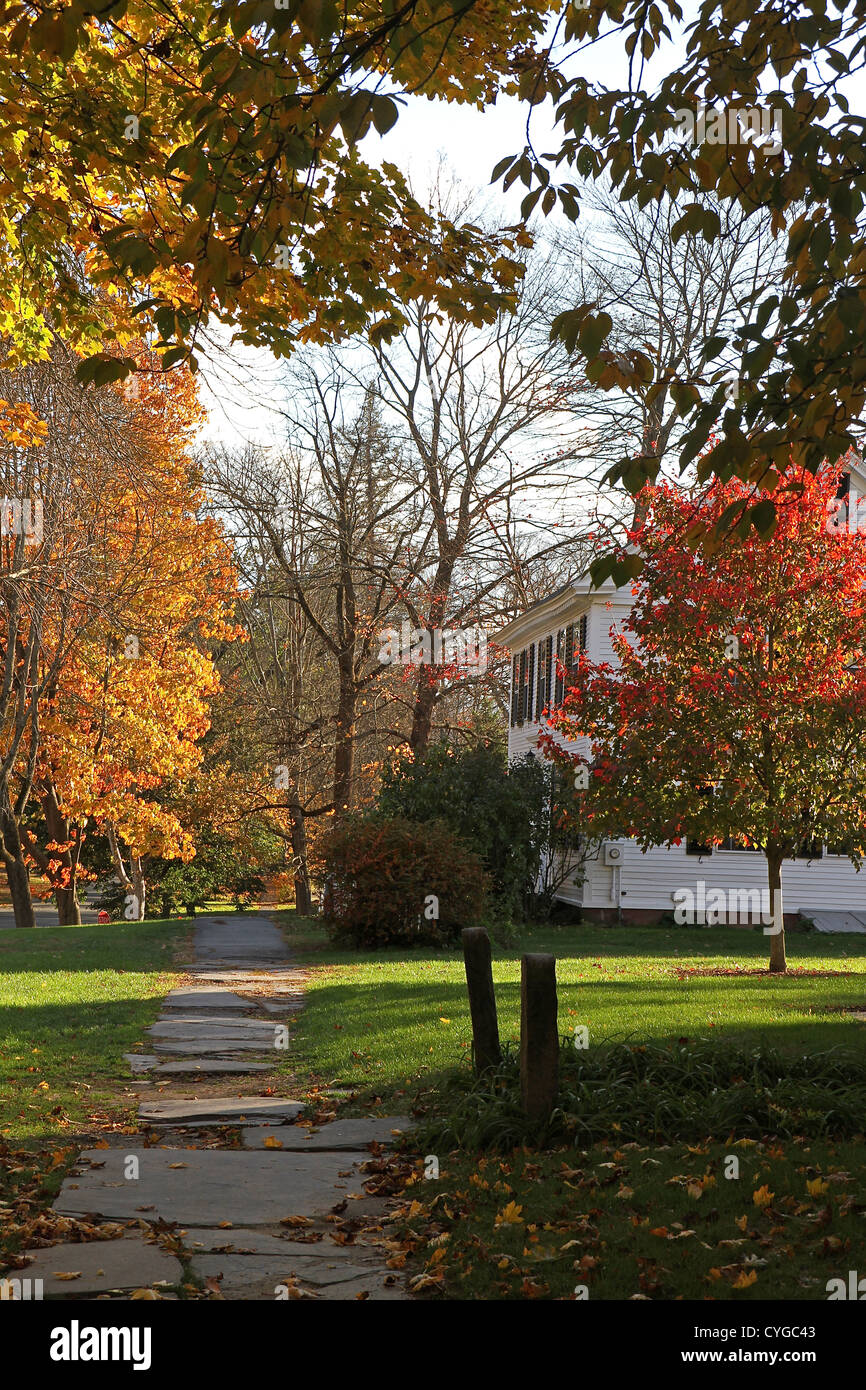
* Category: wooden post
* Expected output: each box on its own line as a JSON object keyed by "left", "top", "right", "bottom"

{"left": 520, "top": 953, "right": 558, "bottom": 1123}
{"left": 461, "top": 928, "right": 502, "bottom": 1073}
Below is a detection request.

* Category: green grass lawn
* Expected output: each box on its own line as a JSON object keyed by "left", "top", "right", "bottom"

{"left": 269, "top": 914, "right": 866, "bottom": 1301}
{"left": 283, "top": 919, "right": 866, "bottom": 1092}
{"left": 398, "top": 1137, "right": 866, "bottom": 1301}
{"left": 0, "top": 917, "right": 190, "bottom": 1142}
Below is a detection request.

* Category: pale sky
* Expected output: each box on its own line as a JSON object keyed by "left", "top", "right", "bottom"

{"left": 197, "top": 17, "right": 638, "bottom": 445}
{"left": 198, "top": 13, "right": 865, "bottom": 448}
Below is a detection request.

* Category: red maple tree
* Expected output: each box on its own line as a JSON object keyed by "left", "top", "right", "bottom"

{"left": 541, "top": 466, "right": 866, "bottom": 973}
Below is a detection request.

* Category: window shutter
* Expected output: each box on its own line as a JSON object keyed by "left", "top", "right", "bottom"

{"left": 579, "top": 613, "right": 588, "bottom": 653}
{"left": 517, "top": 648, "right": 527, "bottom": 723}
{"left": 526, "top": 643, "right": 536, "bottom": 720}
{"left": 510, "top": 653, "right": 520, "bottom": 727}
{"left": 555, "top": 628, "right": 565, "bottom": 704}
{"left": 564, "top": 623, "right": 575, "bottom": 680}
{"left": 541, "top": 634, "right": 553, "bottom": 715}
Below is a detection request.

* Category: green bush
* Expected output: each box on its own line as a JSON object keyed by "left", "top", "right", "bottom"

{"left": 378, "top": 744, "right": 550, "bottom": 918}
{"left": 316, "top": 814, "right": 489, "bottom": 948}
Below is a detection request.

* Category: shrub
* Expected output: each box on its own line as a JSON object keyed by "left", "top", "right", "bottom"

{"left": 378, "top": 744, "right": 551, "bottom": 918}
{"left": 316, "top": 814, "right": 489, "bottom": 948}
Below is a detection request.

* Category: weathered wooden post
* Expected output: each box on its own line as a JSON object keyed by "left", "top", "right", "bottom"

{"left": 461, "top": 927, "right": 502, "bottom": 1073}
{"left": 520, "top": 952, "right": 558, "bottom": 1123}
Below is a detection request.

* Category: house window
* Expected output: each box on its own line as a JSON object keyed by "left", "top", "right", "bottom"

{"left": 794, "top": 839, "right": 823, "bottom": 860}
{"left": 686, "top": 839, "right": 713, "bottom": 856}
{"left": 717, "top": 837, "right": 760, "bottom": 851}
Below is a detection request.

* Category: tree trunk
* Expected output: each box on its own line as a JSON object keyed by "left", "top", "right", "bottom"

{"left": 55, "top": 885, "right": 82, "bottom": 926}
{"left": 39, "top": 782, "right": 82, "bottom": 925}
{"left": 409, "top": 678, "right": 438, "bottom": 757}
{"left": 107, "top": 825, "right": 146, "bottom": 921}
{"left": 766, "top": 850, "right": 787, "bottom": 974}
{"left": 1, "top": 796, "right": 35, "bottom": 928}
{"left": 333, "top": 672, "right": 356, "bottom": 818}
{"left": 289, "top": 797, "right": 312, "bottom": 914}
{"left": 408, "top": 555, "right": 456, "bottom": 756}
{"left": 131, "top": 858, "right": 147, "bottom": 921}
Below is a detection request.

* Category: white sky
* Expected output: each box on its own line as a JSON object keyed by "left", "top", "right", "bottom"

{"left": 197, "top": 17, "right": 632, "bottom": 446}
{"left": 198, "top": 12, "right": 866, "bottom": 449}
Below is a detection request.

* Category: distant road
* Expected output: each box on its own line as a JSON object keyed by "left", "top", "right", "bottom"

{"left": 0, "top": 900, "right": 101, "bottom": 930}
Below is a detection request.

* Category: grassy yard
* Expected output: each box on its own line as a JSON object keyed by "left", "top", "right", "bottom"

{"left": 398, "top": 1137, "right": 866, "bottom": 1301}
{"left": 281, "top": 918, "right": 866, "bottom": 1092}
{"left": 0, "top": 917, "right": 190, "bottom": 1143}
{"left": 275, "top": 915, "right": 866, "bottom": 1300}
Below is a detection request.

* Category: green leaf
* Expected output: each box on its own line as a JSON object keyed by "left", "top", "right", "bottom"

{"left": 159, "top": 346, "right": 188, "bottom": 370}
{"left": 701, "top": 335, "right": 727, "bottom": 361}
{"left": 297, "top": 0, "right": 339, "bottom": 41}
{"left": 370, "top": 95, "right": 400, "bottom": 135}
{"left": 490, "top": 155, "right": 514, "bottom": 183}
{"left": 76, "top": 354, "right": 136, "bottom": 387}
{"left": 749, "top": 498, "right": 777, "bottom": 536}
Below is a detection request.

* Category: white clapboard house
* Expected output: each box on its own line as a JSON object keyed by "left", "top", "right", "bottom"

{"left": 496, "top": 461, "right": 866, "bottom": 926}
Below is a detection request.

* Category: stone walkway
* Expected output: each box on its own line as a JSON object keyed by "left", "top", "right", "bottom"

{"left": 21, "top": 914, "right": 414, "bottom": 1301}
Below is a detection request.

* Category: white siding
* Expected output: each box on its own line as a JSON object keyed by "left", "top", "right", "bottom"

{"left": 583, "top": 838, "right": 866, "bottom": 918}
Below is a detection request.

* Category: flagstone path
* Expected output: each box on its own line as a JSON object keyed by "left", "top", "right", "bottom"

{"left": 21, "top": 913, "right": 415, "bottom": 1301}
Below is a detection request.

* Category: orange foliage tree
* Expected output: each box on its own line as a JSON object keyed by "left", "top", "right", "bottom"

{"left": 7, "top": 352, "right": 240, "bottom": 923}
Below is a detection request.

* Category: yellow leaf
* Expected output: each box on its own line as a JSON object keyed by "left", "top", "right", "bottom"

{"left": 752, "top": 1185, "right": 774, "bottom": 1208}
{"left": 53, "top": 1271, "right": 81, "bottom": 1281}
{"left": 732, "top": 1269, "right": 758, "bottom": 1289}
{"left": 806, "top": 1178, "right": 829, "bottom": 1196}
{"left": 494, "top": 1201, "right": 524, "bottom": 1228}
{"left": 263, "top": 1136, "right": 284, "bottom": 1149}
